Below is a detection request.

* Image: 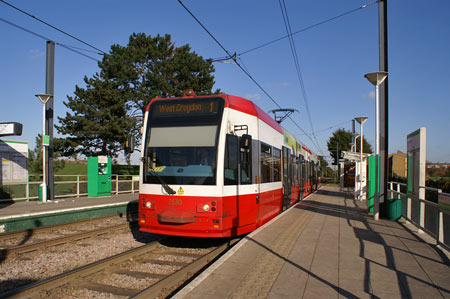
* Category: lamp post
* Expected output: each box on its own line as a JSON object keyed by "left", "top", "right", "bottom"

{"left": 35, "top": 94, "right": 52, "bottom": 202}
{"left": 364, "top": 72, "right": 388, "bottom": 220}
{"left": 355, "top": 117, "right": 368, "bottom": 201}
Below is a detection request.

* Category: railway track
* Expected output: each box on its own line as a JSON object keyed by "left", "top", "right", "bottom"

{"left": 2, "top": 237, "right": 240, "bottom": 298}
{"left": 0, "top": 223, "right": 131, "bottom": 260}
{"left": 0, "top": 215, "right": 132, "bottom": 261}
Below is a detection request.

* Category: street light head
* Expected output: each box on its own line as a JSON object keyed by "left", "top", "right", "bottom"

{"left": 35, "top": 94, "right": 53, "bottom": 105}
{"left": 355, "top": 117, "right": 368, "bottom": 125}
{"left": 364, "top": 71, "right": 388, "bottom": 87}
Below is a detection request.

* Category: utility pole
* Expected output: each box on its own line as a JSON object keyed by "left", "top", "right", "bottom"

{"left": 379, "top": 0, "right": 388, "bottom": 216}
{"left": 45, "top": 41, "right": 55, "bottom": 201}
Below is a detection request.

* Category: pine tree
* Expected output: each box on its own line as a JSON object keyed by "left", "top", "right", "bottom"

{"left": 56, "top": 33, "right": 218, "bottom": 158}
{"left": 56, "top": 76, "right": 135, "bottom": 158}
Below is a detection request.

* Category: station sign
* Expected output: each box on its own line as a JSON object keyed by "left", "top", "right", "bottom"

{"left": 0, "top": 122, "right": 23, "bottom": 137}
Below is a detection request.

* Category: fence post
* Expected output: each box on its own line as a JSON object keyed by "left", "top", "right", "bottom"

{"left": 397, "top": 183, "right": 400, "bottom": 200}
{"left": 407, "top": 194, "right": 412, "bottom": 221}
{"left": 438, "top": 190, "right": 444, "bottom": 245}
{"left": 116, "top": 175, "right": 119, "bottom": 195}
{"left": 26, "top": 181, "right": 30, "bottom": 201}
{"left": 131, "top": 176, "right": 134, "bottom": 194}
{"left": 419, "top": 186, "right": 425, "bottom": 233}
{"left": 77, "top": 175, "right": 80, "bottom": 198}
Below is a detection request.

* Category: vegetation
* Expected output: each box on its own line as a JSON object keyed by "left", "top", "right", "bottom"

{"left": 326, "top": 129, "right": 372, "bottom": 165}
{"left": 28, "top": 135, "right": 65, "bottom": 176}
{"left": 55, "top": 33, "right": 219, "bottom": 161}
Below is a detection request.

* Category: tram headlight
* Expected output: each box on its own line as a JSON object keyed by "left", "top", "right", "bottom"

{"left": 202, "top": 204, "right": 210, "bottom": 212}
{"left": 145, "top": 201, "right": 152, "bottom": 209}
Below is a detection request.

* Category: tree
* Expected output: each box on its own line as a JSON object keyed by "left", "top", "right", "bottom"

{"left": 100, "top": 32, "right": 219, "bottom": 122}
{"left": 56, "top": 33, "right": 218, "bottom": 159}
{"left": 327, "top": 129, "right": 372, "bottom": 165}
{"left": 56, "top": 76, "right": 135, "bottom": 159}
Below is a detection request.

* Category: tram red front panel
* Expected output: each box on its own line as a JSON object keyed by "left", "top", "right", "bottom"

{"left": 138, "top": 188, "right": 283, "bottom": 237}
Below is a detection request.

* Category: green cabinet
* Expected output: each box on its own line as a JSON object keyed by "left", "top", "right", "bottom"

{"left": 87, "top": 156, "right": 112, "bottom": 197}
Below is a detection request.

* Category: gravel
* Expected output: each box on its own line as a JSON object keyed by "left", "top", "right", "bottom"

{"left": 0, "top": 229, "right": 153, "bottom": 294}
{"left": 0, "top": 216, "right": 127, "bottom": 249}
{"left": 0, "top": 219, "right": 221, "bottom": 297}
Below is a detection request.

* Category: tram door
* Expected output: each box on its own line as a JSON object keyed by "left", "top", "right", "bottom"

{"left": 225, "top": 134, "right": 257, "bottom": 227}
{"left": 282, "top": 147, "right": 291, "bottom": 211}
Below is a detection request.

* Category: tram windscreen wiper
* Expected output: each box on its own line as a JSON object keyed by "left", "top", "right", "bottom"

{"left": 148, "top": 170, "right": 176, "bottom": 195}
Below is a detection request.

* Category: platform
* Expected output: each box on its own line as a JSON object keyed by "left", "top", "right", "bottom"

{"left": 0, "top": 193, "right": 138, "bottom": 233}
{"left": 175, "top": 185, "right": 450, "bottom": 298}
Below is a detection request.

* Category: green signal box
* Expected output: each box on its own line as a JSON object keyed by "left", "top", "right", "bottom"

{"left": 87, "top": 156, "right": 112, "bottom": 197}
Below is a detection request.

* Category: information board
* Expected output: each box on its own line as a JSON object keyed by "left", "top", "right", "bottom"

{"left": 0, "top": 140, "right": 28, "bottom": 184}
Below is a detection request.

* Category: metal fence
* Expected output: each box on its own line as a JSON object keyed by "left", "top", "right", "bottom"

{"left": 388, "top": 181, "right": 450, "bottom": 252}
{"left": 0, "top": 174, "right": 139, "bottom": 202}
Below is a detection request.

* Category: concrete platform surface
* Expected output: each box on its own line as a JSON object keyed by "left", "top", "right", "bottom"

{"left": 0, "top": 193, "right": 138, "bottom": 220}
{"left": 175, "top": 185, "right": 450, "bottom": 299}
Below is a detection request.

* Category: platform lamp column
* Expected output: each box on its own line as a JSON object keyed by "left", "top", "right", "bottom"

{"left": 364, "top": 72, "right": 388, "bottom": 220}
{"left": 35, "top": 94, "right": 52, "bottom": 203}
{"left": 355, "top": 117, "right": 368, "bottom": 201}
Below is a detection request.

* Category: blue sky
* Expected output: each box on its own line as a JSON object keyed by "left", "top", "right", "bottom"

{"left": 1, "top": 0, "right": 449, "bottom": 164}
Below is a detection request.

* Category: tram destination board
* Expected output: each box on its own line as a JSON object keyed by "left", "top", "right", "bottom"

{"left": 151, "top": 98, "right": 221, "bottom": 118}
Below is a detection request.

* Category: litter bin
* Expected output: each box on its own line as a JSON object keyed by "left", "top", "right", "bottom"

{"left": 38, "top": 184, "right": 47, "bottom": 202}
{"left": 387, "top": 197, "right": 402, "bottom": 221}
{"left": 38, "top": 184, "right": 43, "bottom": 202}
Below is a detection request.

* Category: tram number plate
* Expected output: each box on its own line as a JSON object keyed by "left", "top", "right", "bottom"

{"left": 168, "top": 198, "right": 183, "bottom": 205}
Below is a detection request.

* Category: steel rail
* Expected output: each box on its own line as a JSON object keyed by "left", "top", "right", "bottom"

{"left": 0, "top": 222, "right": 132, "bottom": 260}
{"left": 131, "top": 238, "right": 240, "bottom": 299}
{"left": 0, "top": 214, "right": 127, "bottom": 241}
{"left": 0, "top": 241, "right": 161, "bottom": 299}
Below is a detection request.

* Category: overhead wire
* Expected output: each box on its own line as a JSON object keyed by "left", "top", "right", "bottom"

{"left": 0, "top": 0, "right": 106, "bottom": 55}
{"left": 0, "top": 17, "right": 100, "bottom": 62}
{"left": 239, "top": 0, "right": 378, "bottom": 56}
{"left": 278, "top": 0, "right": 323, "bottom": 156}
{"left": 1, "top": 16, "right": 235, "bottom": 65}
{"left": 177, "top": 0, "right": 323, "bottom": 155}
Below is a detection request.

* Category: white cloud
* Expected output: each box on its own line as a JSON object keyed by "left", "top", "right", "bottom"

{"left": 368, "top": 91, "right": 375, "bottom": 99}
{"left": 29, "top": 49, "right": 44, "bottom": 59}
{"left": 279, "top": 82, "right": 289, "bottom": 87}
{"left": 245, "top": 93, "right": 261, "bottom": 101}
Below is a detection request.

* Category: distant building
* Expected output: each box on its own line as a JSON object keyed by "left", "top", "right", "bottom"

{"left": 427, "top": 162, "right": 450, "bottom": 169}
{"left": 389, "top": 151, "right": 407, "bottom": 178}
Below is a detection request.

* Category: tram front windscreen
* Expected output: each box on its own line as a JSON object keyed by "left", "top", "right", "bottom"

{"left": 143, "top": 98, "right": 224, "bottom": 185}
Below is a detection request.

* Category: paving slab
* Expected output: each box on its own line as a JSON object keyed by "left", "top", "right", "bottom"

{"left": 175, "top": 185, "right": 450, "bottom": 299}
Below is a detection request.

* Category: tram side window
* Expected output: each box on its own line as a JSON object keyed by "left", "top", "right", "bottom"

{"left": 260, "top": 143, "right": 272, "bottom": 183}
{"left": 224, "top": 134, "right": 239, "bottom": 185}
{"left": 273, "top": 148, "right": 281, "bottom": 182}
{"left": 300, "top": 155, "right": 305, "bottom": 184}
{"left": 239, "top": 136, "right": 252, "bottom": 184}
{"left": 292, "top": 155, "right": 298, "bottom": 184}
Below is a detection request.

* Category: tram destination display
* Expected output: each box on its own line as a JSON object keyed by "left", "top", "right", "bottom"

{"left": 151, "top": 99, "right": 220, "bottom": 118}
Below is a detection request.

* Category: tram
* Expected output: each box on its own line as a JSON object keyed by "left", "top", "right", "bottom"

{"left": 138, "top": 92, "right": 320, "bottom": 237}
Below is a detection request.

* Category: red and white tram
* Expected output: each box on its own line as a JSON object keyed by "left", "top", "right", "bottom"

{"left": 138, "top": 93, "right": 320, "bottom": 237}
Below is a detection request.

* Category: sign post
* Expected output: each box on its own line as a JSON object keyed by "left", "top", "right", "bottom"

{"left": 407, "top": 128, "right": 426, "bottom": 230}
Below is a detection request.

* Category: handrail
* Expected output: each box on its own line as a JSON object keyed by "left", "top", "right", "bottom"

{"left": 389, "top": 180, "right": 449, "bottom": 251}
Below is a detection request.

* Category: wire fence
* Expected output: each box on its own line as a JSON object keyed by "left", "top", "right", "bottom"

{"left": 0, "top": 174, "right": 139, "bottom": 202}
